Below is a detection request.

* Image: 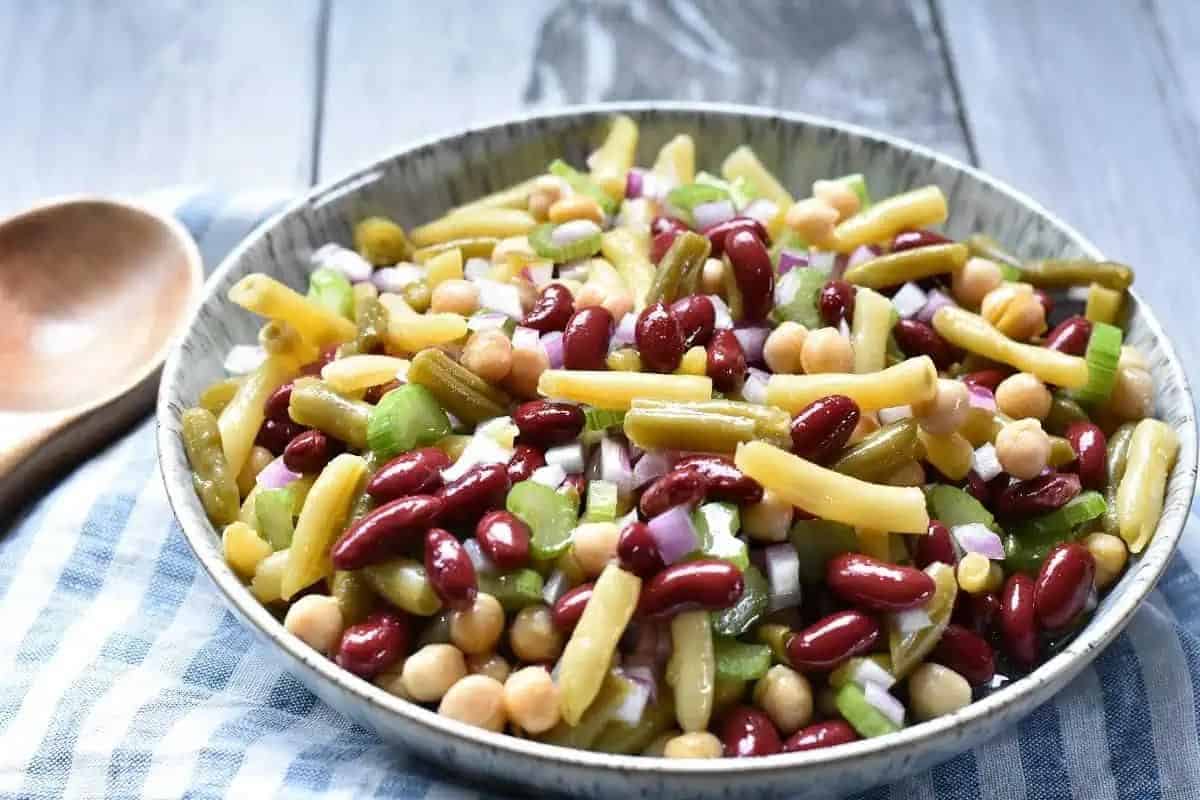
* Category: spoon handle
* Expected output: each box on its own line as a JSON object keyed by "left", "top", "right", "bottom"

{"left": 0, "top": 412, "right": 70, "bottom": 516}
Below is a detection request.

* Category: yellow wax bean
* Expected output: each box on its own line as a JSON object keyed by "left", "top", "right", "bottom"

{"left": 282, "top": 454, "right": 368, "bottom": 599}
{"left": 1116, "top": 419, "right": 1180, "bottom": 553}
{"left": 386, "top": 313, "right": 468, "bottom": 353}
{"left": 218, "top": 354, "right": 300, "bottom": 477}
{"left": 601, "top": 229, "right": 655, "bottom": 309}
{"left": 413, "top": 237, "right": 499, "bottom": 264}
{"left": 589, "top": 114, "right": 638, "bottom": 200}
{"left": 537, "top": 370, "right": 713, "bottom": 411}
{"left": 1085, "top": 283, "right": 1123, "bottom": 325}
{"left": 229, "top": 273, "right": 357, "bottom": 348}
{"left": 932, "top": 306, "right": 1089, "bottom": 389}
{"left": 450, "top": 176, "right": 540, "bottom": 214}
{"left": 652, "top": 134, "right": 696, "bottom": 185}
{"left": 766, "top": 356, "right": 938, "bottom": 413}
{"left": 916, "top": 430, "right": 974, "bottom": 481}
{"left": 223, "top": 521, "right": 272, "bottom": 579}
{"left": 321, "top": 355, "right": 410, "bottom": 393}
{"left": 851, "top": 287, "right": 892, "bottom": 374}
{"left": 424, "top": 248, "right": 463, "bottom": 288}
{"left": 721, "top": 146, "right": 793, "bottom": 240}
{"left": 411, "top": 208, "right": 536, "bottom": 248}
{"left": 832, "top": 186, "right": 947, "bottom": 253}
{"left": 669, "top": 610, "right": 715, "bottom": 733}
{"left": 251, "top": 549, "right": 290, "bottom": 604}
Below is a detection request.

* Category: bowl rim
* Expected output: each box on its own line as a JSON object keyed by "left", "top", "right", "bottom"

{"left": 156, "top": 100, "right": 1198, "bottom": 778}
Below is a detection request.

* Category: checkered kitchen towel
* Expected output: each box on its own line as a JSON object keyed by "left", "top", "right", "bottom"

{"left": 3, "top": 189, "right": 1200, "bottom": 800}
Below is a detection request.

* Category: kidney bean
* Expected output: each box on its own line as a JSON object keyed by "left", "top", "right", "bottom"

{"left": 507, "top": 444, "right": 545, "bottom": 484}
{"left": 522, "top": 283, "right": 575, "bottom": 333}
{"left": 635, "top": 301, "right": 687, "bottom": 373}
{"left": 1034, "top": 543, "right": 1096, "bottom": 631}
{"left": 1065, "top": 422, "right": 1107, "bottom": 490}
{"left": 999, "top": 573, "right": 1039, "bottom": 670}
{"left": 282, "top": 429, "right": 337, "bottom": 474}
{"left": 962, "top": 369, "right": 1010, "bottom": 393}
{"left": 994, "top": 472, "right": 1081, "bottom": 518}
{"left": 932, "top": 623, "right": 996, "bottom": 686}
{"left": 650, "top": 217, "right": 690, "bottom": 264}
{"left": 560, "top": 473, "right": 587, "bottom": 499}
{"left": 670, "top": 294, "right": 716, "bottom": 348}
{"left": 965, "top": 470, "right": 993, "bottom": 506}
{"left": 952, "top": 590, "right": 1000, "bottom": 637}
{"left": 617, "top": 521, "right": 665, "bottom": 578}
{"left": 331, "top": 494, "right": 447, "bottom": 570}
{"left": 652, "top": 215, "right": 691, "bottom": 238}
{"left": 1044, "top": 316, "right": 1092, "bottom": 357}
{"left": 722, "top": 706, "right": 782, "bottom": 757}
{"left": 674, "top": 454, "right": 763, "bottom": 505}
{"left": 706, "top": 329, "right": 747, "bottom": 392}
{"left": 1033, "top": 289, "right": 1054, "bottom": 318}
{"left": 891, "top": 229, "right": 951, "bottom": 252}
{"left": 789, "top": 394, "right": 860, "bottom": 464}
{"left": 424, "top": 528, "right": 477, "bottom": 610}
{"left": 703, "top": 216, "right": 768, "bottom": 257}
{"left": 514, "top": 400, "right": 585, "bottom": 448}
{"left": 364, "top": 379, "right": 402, "bottom": 405}
{"left": 474, "top": 510, "right": 532, "bottom": 570}
{"left": 300, "top": 345, "right": 339, "bottom": 377}
{"left": 264, "top": 382, "right": 294, "bottom": 421}
{"left": 914, "top": 520, "right": 958, "bottom": 569}
{"left": 787, "top": 610, "right": 880, "bottom": 671}
{"left": 783, "top": 720, "right": 859, "bottom": 752}
{"left": 638, "top": 468, "right": 707, "bottom": 518}
{"left": 335, "top": 610, "right": 410, "bottom": 678}
{"left": 562, "top": 306, "right": 613, "bottom": 370}
{"left": 255, "top": 417, "right": 307, "bottom": 455}
{"left": 552, "top": 582, "right": 594, "bottom": 631}
{"left": 638, "top": 559, "right": 745, "bottom": 618}
{"left": 436, "top": 462, "right": 511, "bottom": 525}
{"left": 826, "top": 553, "right": 936, "bottom": 612}
{"left": 893, "top": 318, "right": 959, "bottom": 370}
{"left": 725, "top": 230, "right": 774, "bottom": 323}
{"left": 367, "top": 447, "right": 452, "bottom": 501}
{"left": 818, "top": 280, "right": 856, "bottom": 327}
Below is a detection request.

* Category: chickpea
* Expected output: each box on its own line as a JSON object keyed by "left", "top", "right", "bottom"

{"left": 952, "top": 257, "right": 1003, "bottom": 308}
{"left": 784, "top": 198, "right": 839, "bottom": 249}
{"left": 549, "top": 195, "right": 605, "bottom": 225}
{"left": 237, "top": 445, "right": 274, "bottom": 497}
{"left": 763, "top": 321, "right": 808, "bottom": 375}
{"left": 885, "top": 460, "right": 927, "bottom": 487}
{"left": 430, "top": 279, "right": 480, "bottom": 316}
{"left": 573, "top": 282, "right": 605, "bottom": 310}
{"left": 981, "top": 284, "right": 1045, "bottom": 341}
{"left": 510, "top": 604, "right": 565, "bottom": 662}
{"left": 753, "top": 665, "right": 813, "bottom": 735}
{"left": 994, "top": 418, "right": 1051, "bottom": 480}
{"left": 373, "top": 661, "right": 412, "bottom": 700}
{"left": 401, "top": 644, "right": 467, "bottom": 703}
{"left": 283, "top": 595, "right": 344, "bottom": 655}
{"left": 438, "top": 674, "right": 507, "bottom": 732}
{"left": 800, "top": 327, "right": 854, "bottom": 374}
{"left": 642, "top": 731, "right": 681, "bottom": 757}
{"left": 460, "top": 329, "right": 513, "bottom": 384}
{"left": 912, "top": 378, "right": 969, "bottom": 435}
{"left": 812, "top": 179, "right": 861, "bottom": 221}
{"left": 1108, "top": 365, "right": 1154, "bottom": 421}
{"left": 815, "top": 686, "right": 839, "bottom": 719}
{"left": 601, "top": 288, "right": 634, "bottom": 322}
{"left": 504, "top": 343, "right": 550, "bottom": 399}
{"left": 527, "top": 176, "right": 566, "bottom": 222}
{"left": 848, "top": 411, "right": 881, "bottom": 445}
{"left": 467, "top": 652, "right": 511, "bottom": 683}
{"left": 515, "top": 278, "right": 538, "bottom": 314}
{"left": 1084, "top": 532, "right": 1128, "bottom": 589}
{"left": 995, "top": 372, "right": 1052, "bottom": 420}
{"left": 606, "top": 347, "right": 643, "bottom": 372}
{"left": 492, "top": 235, "right": 536, "bottom": 262}
{"left": 502, "top": 666, "right": 562, "bottom": 734}
{"left": 450, "top": 593, "right": 505, "bottom": 655}
{"left": 742, "top": 489, "right": 794, "bottom": 543}
{"left": 957, "top": 552, "right": 1003, "bottom": 595}
{"left": 571, "top": 521, "right": 621, "bottom": 577}
{"left": 663, "top": 731, "right": 724, "bottom": 759}
{"left": 909, "top": 663, "right": 972, "bottom": 721}
{"left": 700, "top": 258, "right": 725, "bottom": 295}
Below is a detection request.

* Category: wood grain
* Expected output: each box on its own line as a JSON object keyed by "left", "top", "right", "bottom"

{"left": 0, "top": 1, "right": 321, "bottom": 218}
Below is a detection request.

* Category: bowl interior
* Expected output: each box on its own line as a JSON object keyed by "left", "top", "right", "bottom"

{"left": 157, "top": 104, "right": 1197, "bottom": 797}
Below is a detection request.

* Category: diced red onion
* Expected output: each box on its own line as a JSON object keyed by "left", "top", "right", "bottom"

{"left": 1066, "top": 286, "right": 1091, "bottom": 303}
{"left": 775, "top": 269, "right": 800, "bottom": 305}
{"left": 256, "top": 456, "right": 301, "bottom": 490}
{"left": 312, "top": 243, "right": 373, "bottom": 283}
{"left": 838, "top": 317, "right": 851, "bottom": 339}
{"left": 541, "top": 331, "right": 565, "bottom": 369}
{"left": 463, "top": 538, "right": 498, "bottom": 575}
{"left": 474, "top": 278, "right": 524, "bottom": 320}
{"left": 864, "top": 683, "right": 906, "bottom": 727}
{"left": 542, "top": 569, "right": 570, "bottom": 605}
{"left": 545, "top": 443, "right": 586, "bottom": 474}
{"left": 371, "top": 264, "right": 424, "bottom": 293}
{"left": 609, "top": 312, "right": 637, "bottom": 352}
{"left": 846, "top": 245, "right": 877, "bottom": 272}
{"left": 467, "top": 311, "right": 509, "bottom": 332}
{"left": 647, "top": 504, "right": 700, "bottom": 565}
{"left": 623, "top": 664, "right": 658, "bottom": 704}
{"left": 224, "top": 345, "right": 267, "bottom": 375}
{"left": 892, "top": 607, "right": 932, "bottom": 636}
{"left": 851, "top": 658, "right": 898, "bottom": 690}
{"left": 551, "top": 220, "right": 602, "bottom": 248}
{"left": 531, "top": 464, "right": 567, "bottom": 489}
{"left": 625, "top": 168, "right": 645, "bottom": 199}
{"left": 733, "top": 327, "right": 769, "bottom": 364}
{"left": 441, "top": 432, "right": 512, "bottom": 483}
{"left": 558, "top": 260, "right": 590, "bottom": 283}
{"left": 764, "top": 543, "right": 802, "bottom": 612}
{"left": 916, "top": 289, "right": 957, "bottom": 324}
{"left": 693, "top": 199, "right": 736, "bottom": 231}
{"left": 971, "top": 442, "right": 1003, "bottom": 482}
{"left": 892, "top": 282, "right": 929, "bottom": 319}
{"left": 878, "top": 405, "right": 913, "bottom": 425}
{"left": 511, "top": 326, "right": 541, "bottom": 351}
{"left": 777, "top": 249, "right": 808, "bottom": 275}
{"left": 809, "top": 250, "right": 837, "bottom": 272}
{"left": 617, "top": 508, "right": 640, "bottom": 529}
{"left": 708, "top": 295, "right": 734, "bottom": 329}
{"left": 742, "top": 368, "right": 770, "bottom": 405}
{"left": 952, "top": 522, "right": 1005, "bottom": 559}
{"left": 464, "top": 257, "right": 492, "bottom": 282}
{"left": 743, "top": 198, "right": 779, "bottom": 226}
{"left": 967, "top": 384, "right": 997, "bottom": 412}
{"left": 611, "top": 669, "right": 653, "bottom": 725}
{"left": 632, "top": 449, "right": 673, "bottom": 488}
{"left": 394, "top": 361, "right": 409, "bottom": 383}
{"left": 522, "top": 261, "right": 554, "bottom": 287}
{"left": 600, "top": 436, "right": 634, "bottom": 497}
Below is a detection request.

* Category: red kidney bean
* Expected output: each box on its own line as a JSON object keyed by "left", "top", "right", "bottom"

{"left": 475, "top": 510, "right": 531, "bottom": 570}
{"left": 952, "top": 590, "right": 1000, "bottom": 637}
{"left": 299, "top": 345, "right": 339, "bottom": 377}
{"left": 670, "top": 294, "right": 716, "bottom": 348}
{"left": 826, "top": 553, "right": 936, "bottom": 612}
{"left": 789, "top": 394, "right": 860, "bottom": 464}
{"left": 335, "top": 610, "right": 410, "bottom": 678}
{"left": 787, "top": 610, "right": 880, "bottom": 671}
{"left": 932, "top": 623, "right": 996, "bottom": 686}
{"left": 706, "top": 329, "right": 746, "bottom": 392}
{"left": 1033, "top": 289, "right": 1054, "bottom": 318}
{"left": 965, "top": 470, "right": 993, "bottom": 506}
{"left": 560, "top": 473, "right": 586, "bottom": 498}
{"left": 424, "top": 528, "right": 477, "bottom": 610}
{"left": 617, "top": 521, "right": 665, "bottom": 578}
{"left": 783, "top": 720, "right": 859, "bottom": 752}
{"left": 331, "top": 494, "right": 447, "bottom": 570}
{"left": 1065, "top": 422, "right": 1107, "bottom": 490}
{"left": 364, "top": 379, "right": 402, "bottom": 405}
{"left": 367, "top": 447, "right": 452, "bottom": 501}
{"left": 649, "top": 217, "right": 690, "bottom": 264}
{"left": 562, "top": 306, "right": 613, "bottom": 370}
{"left": 1044, "top": 316, "right": 1092, "bottom": 357}
{"left": 638, "top": 468, "right": 707, "bottom": 518}
{"left": 999, "top": 573, "right": 1039, "bottom": 670}
{"left": 893, "top": 318, "right": 959, "bottom": 370}
{"left": 436, "top": 462, "right": 511, "bottom": 525}
{"left": 722, "top": 706, "right": 782, "bottom": 757}
{"left": 703, "top": 216, "right": 768, "bottom": 257}
{"left": 507, "top": 444, "right": 545, "bottom": 484}
{"left": 522, "top": 283, "right": 575, "bottom": 333}
{"left": 264, "top": 382, "right": 294, "bottom": 421}
{"left": 725, "top": 230, "right": 774, "bottom": 323}
{"left": 637, "top": 559, "right": 745, "bottom": 618}
{"left": 818, "top": 280, "right": 856, "bottom": 327}
{"left": 255, "top": 417, "right": 307, "bottom": 455}
{"left": 674, "top": 454, "right": 763, "bottom": 505}
{"left": 1034, "top": 543, "right": 1096, "bottom": 631}
{"left": 891, "top": 229, "right": 951, "bottom": 252}
{"left": 552, "top": 583, "right": 594, "bottom": 631}
{"left": 913, "top": 520, "right": 958, "bottom": 569}
{"left": 962, "top": 369, "right": 1011, "bottom": 393}
{"left": 513, "top": 400, "right": 585, "bottom": 448}
{"left": 994, "top": 472, "right": 1081, "bottom": 518}
{"left": 635, "top": 301, "right": 686, "bottom": 373}
{"left": 283, "top": 429, "right": 336, "bottom": 474}
{"left": 652, "top": 215, "right": 691, "bottom": 238}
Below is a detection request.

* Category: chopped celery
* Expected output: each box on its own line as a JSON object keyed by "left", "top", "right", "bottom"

{"left": 696, "top": 171, "right": 757, "bottom": 209}
{"left": 835, "top": 173, "right": 872, "bottom": 210}
{"left": 666, "top": 182, "right": 730, "bottom": 222}
{"left": 584, "top": 480, "right": 619, "bottom": 522}
{"left": 254, "top": 487, "right": 295, "bottom": 551}
{"left": 711, "top": 565, "right": 768, "bottom": 637}
{"left": 829, "top": 654, "right": 894, "bottom": 689}
{"left": 771, "top": 267, "right": 829, "bottom": 328}
{"left": 529, "top": 222, "right": 602, "bottom": 262}
{"left": 998, "top": 262, "right": 1023, "bottom": 282}
{"left": 307, "top": 267, "right": 354, "bottom": 320}
{"left": 1010, "top": 491, "right": 1107, "bottom": 540}
{"left": 366, "top": 384, "right": 451, "bottom": 460}
{"left": 924, "top": 484, "right": 998, "bottom": 532}
{"left": 507, "top": 480, "right": 579, "bottom": 560}
{"left": 548, "top": 159, "right": 617, "bottom": 215}
{"left": 714, "top": 639, "right": 772, "bottom": 682}
{"left": 477, "top": 569, "right": 545, "bottom": 612}
{"left": 789, "top": 519, "right": 859, "bottom": 584}
{"left": 691, "top": 502, "right": 747, "bottom": 569}
{"left": 584, "top": 407, "right": 626, "bottom": 432}
{"left": 1072, "top": 321, "right": 1122, "bottom": 407}
{"left": 835, "top": 683, "right": 901, "bottom": 738}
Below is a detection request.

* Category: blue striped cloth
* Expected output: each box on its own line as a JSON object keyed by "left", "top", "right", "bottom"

{"left": 2, "top": 190, "right": 1199, "bottom": 800}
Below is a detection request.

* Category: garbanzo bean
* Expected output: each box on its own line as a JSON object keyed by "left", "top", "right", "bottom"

{"left": 430, "top": 279, "right": 479, "bottom": 316}
{"left": 571, "top": 522, "right": 621, "bottom": 577}
{"left": 800, "top": 327, "right": 854, "bottom": 374}
{"left": 995, "top": 372, "right": 1052, "bottom": 420}
{"left": 763, "top": 321, "right": 808, "bottom": 375}
{"left": 909, "top": 663, "right": 972, "bottom": 721}
{"left": 1084, "top": 532, "right": 1128, "bottom": 589}
{"left": 450, "top": 593, "right": 505, "bottom": 655}
{"left": 952, "top": 256, "right": 1003, "bottom": 307}
{"left": 402, "top": 644, "right": 467, "bottom": 702}
{"left": 995, "top": 418, "right": 1050, "bottom": 480}
{"left": 503, "top": 666, "right": 562, "bottom": 734}
{"left": 753, "top": 665, "right": 813, "bottom": 735}
{"left": 510, "top": 604, "right": 565, "bottom": 662}
{"left": 438, "top": 674, "right": 507, "bottom": 732}
{"left": 283, "top": 595, "right": 344, "bottom": 654}
{"left": 663, "top": 731, "right": 724, "bottom": 759}
{"left": 784, "top": 198, "right": 839, "bottom": 248}
{"left": 467, "top": 652, "right": 511, "bottom": 683}
{"left": 461, "top": 330, "right": 514, "bottom": 384}
{"left": 912, "top": 378, "right": 969, "bottom": 435}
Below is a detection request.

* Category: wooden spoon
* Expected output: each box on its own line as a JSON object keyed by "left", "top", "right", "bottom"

{"left": 0, "top": 197, "right": 203, "bottom": 518}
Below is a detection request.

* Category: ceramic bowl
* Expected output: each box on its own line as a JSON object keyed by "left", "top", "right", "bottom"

{"left": 156, "top": 103, "right": 1197, "bottom": 799}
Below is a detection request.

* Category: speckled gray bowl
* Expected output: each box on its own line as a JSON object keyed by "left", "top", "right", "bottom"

{"left": 156, "top": 103, "right": 1197, "bottom": 799}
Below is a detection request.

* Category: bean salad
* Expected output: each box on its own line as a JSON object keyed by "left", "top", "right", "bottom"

{"left": 183, "top": 115, "right": 1178, "bottom": 758}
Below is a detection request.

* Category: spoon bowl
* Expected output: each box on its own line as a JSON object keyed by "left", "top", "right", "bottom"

{"left": 0, "top": 197, "right": 202, "bottom": 517}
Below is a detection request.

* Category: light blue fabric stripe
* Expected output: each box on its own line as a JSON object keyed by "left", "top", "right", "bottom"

{"left": 1095, "top": 635, "right": 1162, "bottom": 800}
{"left": 931, "top": 750, "right": 981, "bottom": 800}
{"left": 1016, "top": 700, "right": 1071, "bottom": 800}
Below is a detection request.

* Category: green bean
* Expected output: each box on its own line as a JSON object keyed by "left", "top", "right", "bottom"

{"left": 288, "top": 377, "right": 372, "bottom": 449}
{"left": 634, "top": 398, "right": 790, "bottom": 443}
{"left": 646, "top": 231, "right": 710, "bottom": 306}
{"left": 830, "top": 418, "right": 919, "bottom": 481}
{"left": 842, "top": 243, "right": 968, "bottom": 289}
{"left": 711, "top": 565, "right": 769, "bottom": 637}
{"left": 401, "top": 281, "right": 432, "bottom": 314}
{"left": 477, "top": 569, "right": 545, "bottom": 612}
{"left": 362, "top": 558, "right": 442, "bottom": 615}
{"left": 592, "top": 693, "right": 676, "bottom": 755}
{"left": 542, "top": 671, "right": 632, "bottom": 748}
{"left": 1020, "top": 260, "right": 1134, "bottom": 291}
{"left": 755, "top": 624, "right": 791, "bottom": 664}
{"left": 407, "top": 348, "right": 511, "bottom": 425}
{"left": 623, "top": 407, "right": 755, "bottom": 453}
{"left": 412, "top": 237, "right": 499, "bottom": 264}
{"left": 789, "top": 519, "right": 859, "bottom": 583}
{"left": 352, "top": 296, "right": 389, "bottom": 356}
{"left": 965, "top": 234, "right": 1022, "bottom": 270}
{"left": 354, "top": 216, "right": 412, "bottom": 265}
{"left": 1102, "top": 423, "right": 1137, "bottom": 537}
{"left": 331, "top": 570, "right": 378, "bottom": 626}
{"left": 721, "top": 255, "right": 744, "bottom": 320}
{"left": 1044, "top": 392, "right": 1089, "bottom": 435}
{"left": 182, "top": 407, "right": 240, "bottom": 525}
{"left": 198, "top": 377, "right": 244, "bottom": 417}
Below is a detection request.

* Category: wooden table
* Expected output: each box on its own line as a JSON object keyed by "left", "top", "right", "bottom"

{"left": 4, "top": 0, "right": 1196, "bottom": 367}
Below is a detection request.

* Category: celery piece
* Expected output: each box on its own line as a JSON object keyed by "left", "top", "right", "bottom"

{"left": 924, "top": 483, "right": 998, "bottom": 532}
{"left": 666, "top": 182, "right": 730, "bottom": 223}
{"left": 307, "top": 267, "right": 354, "bottom": 320}
{"left": 789, "top": 518, "right": 858, "bottom": 584}
{"left": 714, "top": 639, "right": 772, "bottom": 682}
{"left": 507, "top": 480, "right": 579, "bottom": 560}
{"left": 691, "top": 502, "right": 746, "bottom": 569}
{"left": 584, "top": 480, "right": 619, "bottom": 522}
{"left": 477, "top": 569, "right": 545, "bottom": 612}
{"left": 1004, "top": 491, "right": 1106, "bottom": 573}
{"left": 1072, "top": 321, "right": 1122, "bottom": 407}
{"left": 584, "top": 407, "right": 626, "bottom": 432}
{"left": 711, "top": 565, "right": 768, "bottom": 637}
{"left": 696, "top": 171, "right": 757, "bottom": 209}
{"left": 529, "top": 222, "right": 602, "bottom": 262}
{"left": 255, "top": 487, "right": 295, "bottom": 551}
{"left": 366, "top": 384, "right": 451, "bottom": 460}
{"left": 998, "top": 262, "right": 1023, "bottom": 282}
{"left": 771, "top": 267, "right": 829, "bottom": 329}
{"left": 548, "top": 159, "right": 617, "bottom": 215}
{"left": 835, "top": 682, "right": 901, "bottom": 738}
